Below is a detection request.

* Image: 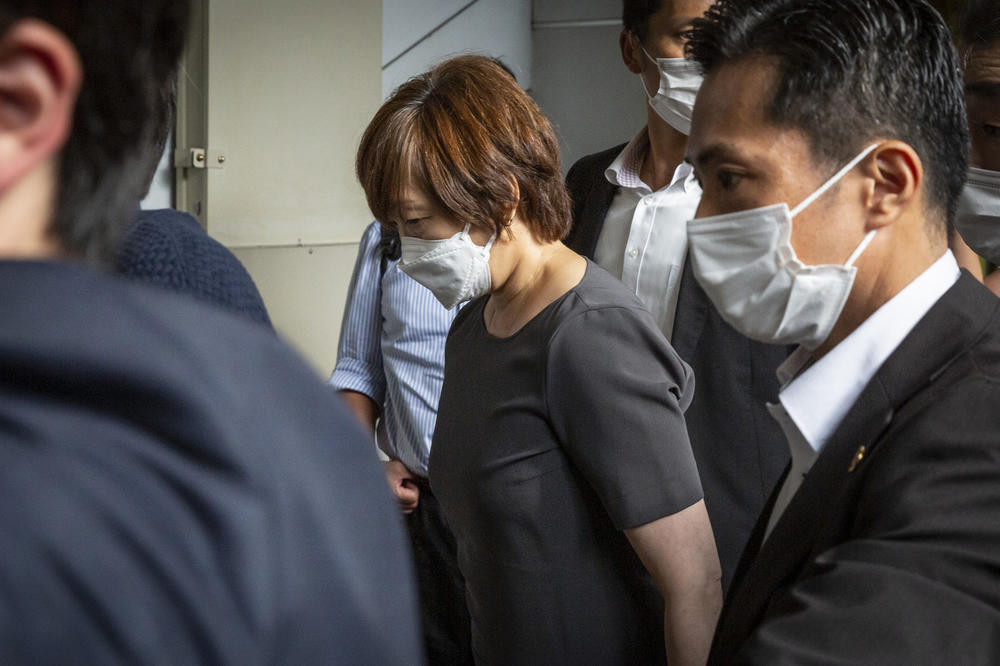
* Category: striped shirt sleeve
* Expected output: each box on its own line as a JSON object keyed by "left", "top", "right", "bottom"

{"left": 328, "top": 222, "right": 387, "bottom": 405}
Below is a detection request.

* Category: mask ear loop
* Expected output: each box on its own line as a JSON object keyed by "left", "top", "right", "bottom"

{"left": 636, "top": 40, "right": 659, "bottom": 101}
{"left": 845, "top": 229, "right": 877, "bottom": 267}
{"left": 483, "top": 232, "right": 497, "bottom": 254}
{"left": 790, "top": 143, "right": 880, "bottom": 218}
{"left": 640, "top": 44, "right": 659, "bottom": 66}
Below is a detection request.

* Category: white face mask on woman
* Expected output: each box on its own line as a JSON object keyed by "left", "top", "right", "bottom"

{"left": 954, "top": 166, "right": 1000, "bottom": 265}
{"left": 686, "top": 144, "right": 880, "bottom": 350}
{"left": 398, "top": 223, "right": 496, "bottom": 310}
{"left": 638, "top": 44, "right": 703, "bottom": 136}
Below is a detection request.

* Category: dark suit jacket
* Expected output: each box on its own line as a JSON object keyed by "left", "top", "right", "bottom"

{"left": 710, "top": 272, "right": 1000, "bottom": 664}
{"left": 0, "top": 261, "right": 421, "bottom": 665}
{"left": 565, "top": 145, "right": 790, "bottom": 592}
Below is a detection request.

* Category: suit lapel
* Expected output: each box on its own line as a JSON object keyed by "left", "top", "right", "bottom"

{"left": 712, "top": 376, "right": 894, "bottom": 658}
{"left": 714, "top": 273, "right": 999, "bottom": 659}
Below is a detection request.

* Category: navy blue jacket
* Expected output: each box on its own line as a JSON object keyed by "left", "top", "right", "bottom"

{"left": 0, "top": 260, "right": 421, "bottom": 665}
{"left": 117, "top": 209, "right": 272, "bottom": 328}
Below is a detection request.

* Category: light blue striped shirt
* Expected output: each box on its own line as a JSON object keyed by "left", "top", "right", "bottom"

{"left": 329, "top": 221, "right": 459, "bottom": 476}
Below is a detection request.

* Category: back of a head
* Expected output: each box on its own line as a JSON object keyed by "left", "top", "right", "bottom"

{"left": 356, "top": 54, "right": 571, "bottom": 243}
{"left": 0, "top": 1, "right": 190, "bottom": 266}
{"left": 686, "top": 0, "right": 969, "bottom": 234}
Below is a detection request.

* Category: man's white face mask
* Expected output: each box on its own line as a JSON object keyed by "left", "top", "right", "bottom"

{"left": 686, "top": 144, "right": 880, "bottom": 350}
{"left": 954, "top": 166, "right": 1000, "bottom": 265}
{"left": 637, "top": 41, "right": 703, "bottom": 136}
{"left": 397, "top": 223, "right": 495, "bottom": 310}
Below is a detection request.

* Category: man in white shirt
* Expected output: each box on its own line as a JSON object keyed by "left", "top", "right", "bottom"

{"left": 683, "top": 0, "right": 1000, "bottom": 662}
{"left": 565, "top": 0, "right": 790, "bottom": 592}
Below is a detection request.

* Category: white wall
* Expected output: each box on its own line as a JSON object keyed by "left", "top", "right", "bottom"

{"left": 531, "top": 0, "right": 646, "bottom": 173}
{"left": 383, "top": 0, "right": 471, "bottom": 65}
{"left": 382, "top": 0, "right": 532, "bottom": 99}
{"left": 232, "top": 244, "right": 358, "bottom": 377}
{"left": 205, "top": 1, "right": 377, "bottom": 248}
{"left": 175, "top": 0, "right": 382, "bottom": 374}
{"left": 140, "top": 134, "right": 173, "bottom": 211}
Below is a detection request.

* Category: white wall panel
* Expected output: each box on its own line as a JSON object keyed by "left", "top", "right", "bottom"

{"left": 533, "top": 0, "right": 619, "bottom": 23}
{"left": 382, "top": 0, "right": 532, "bottom": 99}
{"left": 233, "top": 243, "right": 360, "bottom": 376}
{"left": 203, "top": 0, "right": 381, "bottom": 247}
{"left": 383, "top": 0, "right": 471, "bottom": 65}
{"left": 531, "top": 13, "right": 645, "bottom": 173}
{"left": 175, "top": 0, "right": 381, "bottom": 372}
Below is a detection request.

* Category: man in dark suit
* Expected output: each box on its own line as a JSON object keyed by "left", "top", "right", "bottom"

{"left": 682, "top": 0, "right": 1000, "bottom": 662}
{"left": 564, "top": 0, "right": 789, "bottom": 592}
{"left": 0, "top": 2, "right": 420, "bottom": 663}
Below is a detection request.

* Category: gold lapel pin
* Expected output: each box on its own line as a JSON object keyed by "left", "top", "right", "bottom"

{"left": 848, "top": 445, "right": 866, "bottom": 473}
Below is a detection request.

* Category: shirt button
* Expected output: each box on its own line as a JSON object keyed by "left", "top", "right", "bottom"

{"left": 629, "top": 248, "right": 639, "bottom": 258}
{"left": 643, "top": 196, "right": 654, "bottom": 205}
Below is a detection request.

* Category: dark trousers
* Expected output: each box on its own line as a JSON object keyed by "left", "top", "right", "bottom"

{"left": 407, "top": 480, "right": 473, "bottom": 666}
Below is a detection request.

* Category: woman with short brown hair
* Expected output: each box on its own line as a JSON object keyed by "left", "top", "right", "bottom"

{"left": 357, "top": 55, "right": 722, "bottom": 665}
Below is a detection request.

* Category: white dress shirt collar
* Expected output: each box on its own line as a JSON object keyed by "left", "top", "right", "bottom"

{"left": 761, "top": 250, "right": 961, "bottom": 541}
{"left": 604, "top": 128, "right": 699, "bottom": 195}
{"left": 592, "top": 128, "right": 702, "bottom": 340}
{"left": 777, "top": 250, "right": 961, "bottom": 452}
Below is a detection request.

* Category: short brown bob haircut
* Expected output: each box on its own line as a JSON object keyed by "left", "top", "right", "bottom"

{"left": 357, "top": 55, "right": 571, "bottom": 242}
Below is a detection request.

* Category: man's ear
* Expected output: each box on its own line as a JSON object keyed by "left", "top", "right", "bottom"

{"left": 619, "top": 29, "right": 644, "bottom": 75}
{"left": 0, "top": 19, "right": 81, "bottom": 192}
{"left": 860, "top": 140, "right": 923, "bottom": 230}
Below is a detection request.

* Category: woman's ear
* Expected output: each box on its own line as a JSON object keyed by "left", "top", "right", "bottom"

{"left": 861, "top": 140, "right": 923, "bottom": 231}
{"left": 0, "top": 19, "right": 81, "bottom": 192}
{"left": 501, "top": 178, "right": 521, "bottom": 239}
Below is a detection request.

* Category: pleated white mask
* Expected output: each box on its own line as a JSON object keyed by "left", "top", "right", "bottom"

{"left": 687, "top": 144, "right": 880, "bottom": 349}
{"left": 639, "top": 46, "right": 703, "bottom": 136}
{"left": 398, "top": 223, "right": 495, "bottom": 310}
{"left": 955, "top": 166, "right": 1000, "bottom": 265}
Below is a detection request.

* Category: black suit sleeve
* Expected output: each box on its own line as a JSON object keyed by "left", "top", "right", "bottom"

{"left": 732, "top": 377, "right": 1000, "bottom": 665}
{"left": 563, "top": 156, "right": 592, "bottom": 248}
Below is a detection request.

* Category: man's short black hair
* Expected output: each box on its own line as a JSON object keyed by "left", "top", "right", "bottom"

{"left": 686, "top": 0, "right": 969, "bottom": 232}
{"left": 623, "top": 0, "right": 665, "bottom": 42}
{"left": 0, "top": 1, "right": 190, "bottom": 266}
{"left": 960, "top": 0, "right": 1000, "bottom": 51}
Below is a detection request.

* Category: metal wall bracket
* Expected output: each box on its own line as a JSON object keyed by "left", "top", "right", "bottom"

{"left": 175, "top": 147, "right": 226, "bottom": 169}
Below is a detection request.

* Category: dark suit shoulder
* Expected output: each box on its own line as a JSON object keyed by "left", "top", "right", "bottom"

{"left": 717, "top": 276, "right": 1000, "bottom": 665}
{"left": 565, "top": 143, "right": 627, "bottom": 195}
{"left": 564, "top": 143, "right": 628, "bottom": 256}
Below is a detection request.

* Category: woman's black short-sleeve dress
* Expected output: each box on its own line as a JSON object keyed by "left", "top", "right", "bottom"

{"left": 430, "top": 260, "right": 704, "bottom": 665}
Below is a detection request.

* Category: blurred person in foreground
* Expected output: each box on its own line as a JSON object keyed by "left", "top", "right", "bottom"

{"left": 682, "top": 0, "right": 1000, "bottom": 662}
{"left": 0, "top": 2, "right": 419, "bottom": 663}
{"left": 357, "top": 54, "right": 722, "bottom": 665}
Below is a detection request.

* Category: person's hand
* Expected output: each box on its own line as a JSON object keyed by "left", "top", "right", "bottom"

{"left": 384, "top": 460, "right": 420, "bottom": 514}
